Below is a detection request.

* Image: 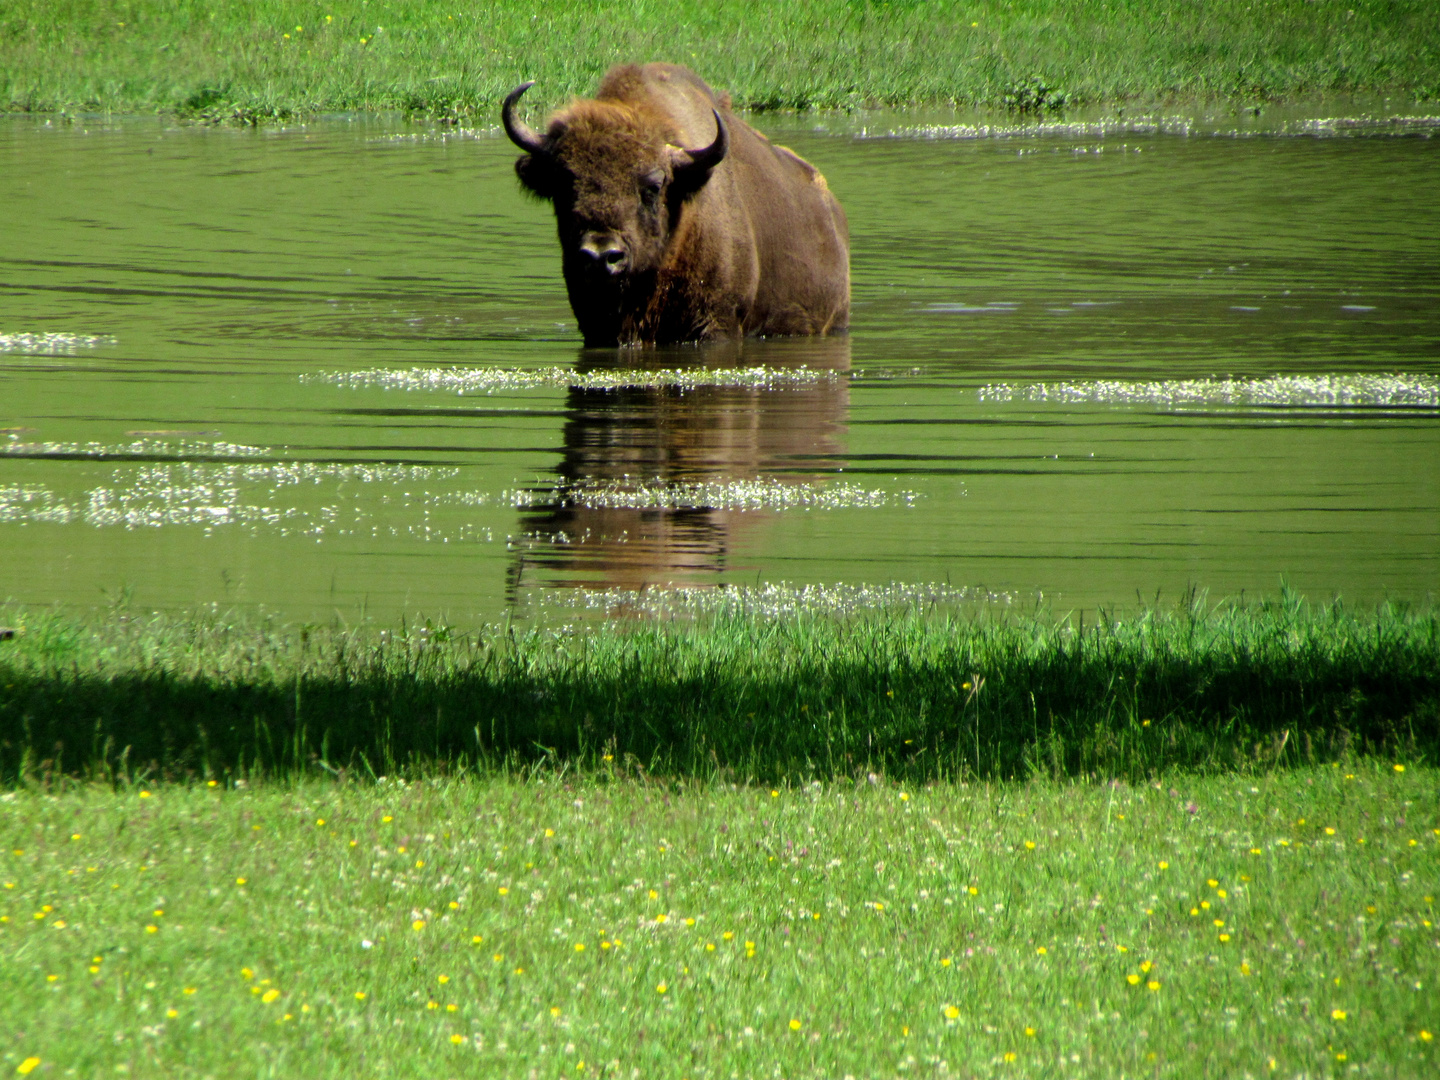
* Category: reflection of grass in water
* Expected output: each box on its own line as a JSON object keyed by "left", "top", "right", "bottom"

{"left": 3, "top": 1, "right": 1436, "bottom": 115}
{"left": 0, "top": 765, "right": 1434, "bottom": 1076}
{"left": 1, "top": 591, "right": 1434, "bottom": 783}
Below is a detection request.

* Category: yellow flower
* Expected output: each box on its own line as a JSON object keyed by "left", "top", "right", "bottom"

{"left": 1395, "top": 764, "right": 1405, "bottom": 773}
{"left": 968, "top": 886, "right": 979, "bottom": 896}
{"left": 1024, "top": 840, "right": 1035, "bottom": 850}
{"left": 941, "top": 957, "right": 952, "bottom": 966}
{"left": 145, "top": 925, "right": 158, "bottom": 934}
{"left": 241, "top": 968, "right": 254, "bottom": 980}
{"left": 771, "top": 790, "right": 779, "bottom": 798}
{"left": 166, "top": 1008, "right": 178, "bottom": 1018}
{"left": 382, "top": 815, "right": 393, "bottom": 823}
{"left": 354, "top": 991, "right": 366, "bottom": 1001}
{"left": 1036, "top": 946, "right": 1047, "bottom": 956}
{"left": 236, "top": 877, "right": 247, "bottom": 886}
{"left": 139, "top": 791, "right": 151, "bottom": 799}
{"left": 413, "top": 920, "right": 426, "bottom": 931}
{"left": 1003, "top": 1051, "right": 1017, "bottom": 1063}
{"left": 900, "top": 792, "right": 910, "bottom": 802}
{"left": 656, "top": 982, "right": 668, "bottom": 994}
{"left": 1219, "top": 933, "right": 1231, "bottom": 942}
{"left": 1207, "top": 879, "right": 1219, "bottom": 887}
{"left": 427, "top": 1001, "right": 439, "bottom": 1010}
{"left": 1214, "top": 919, "right": 1224, "bottom": 928}
{"left": 722, "top": 931, "right": 734, "bottom": 941}
{"left": 1240, "top": 963, "right": 1251, "bottom": 975}
{"left": 789, "top": 1018, "right": 802, "bottom": 1030}
{"left": 498, "top": 887, "right": 509, "bottom": 896}
{"left": 17, "top": 1059, "right": 41, "bottom": 1076}
{"left": 1146, "top": 980, "right": 1160, "bottom": 991}
{"left": 446, "top": 1003, "right": 457, "bottom": 1012}
{"left": 1217, "top": 889, "right": 1228, "bottom": 899}
{"left": 450, "top": 1034, "right": 465, "bottom": 1044}
{"left": 1025, "top": 1026, "right": 1036, "bottom": 1036}
{"left": 545, "top": 829, "right": 555, "bottom": 838}
{"left": 943, "top": 1005, "right": 960, "bottom": 1020}
{"left": 574, "top": 942, "right": 586, "bottom": 952}
{"left": 684, "top": 917, "right": 695, "bottom": 926}
{"left": 1126, "top": 974, "right": 1141, "bottom": 986}
{"left": 262, "top": 988, "right": 280, "bottom": 1004}
{"left": 1140, "top": 961, "right": 1153, "bottom": 973}
{"left": 438, "top": 975, "right": 449, "bottom": 984}
{"left": 705, "top": 943, "right": 715, "bottom": 951}
{"left": 656, "top": 913, "right": 668, "bottom": 924}
{"left": 1420, "top": 1030, "right": 1433, "bottom": 1042}
{"left": 316, "top": 819, "right": 325, "bottom": 826}
{"left": 1332, "top": 1009, "right": 1346, "bottom": 1021}
{"left": 1325, "top": 827, "right": 1336, "bottom": 836}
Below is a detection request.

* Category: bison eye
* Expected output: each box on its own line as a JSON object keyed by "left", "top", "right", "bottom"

{"left": 639, "top": 171, "right": 664, "bottom": 205}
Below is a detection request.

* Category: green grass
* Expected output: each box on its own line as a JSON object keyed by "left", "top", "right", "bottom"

{"left": 1, "top": 593, "right": 1436, "bottom": 785}
{"left": 2, "top": 1, "right": 1437, "bottom": 118}
{"left": 1, "top": 766, "right": 1435, "bottom": 1076}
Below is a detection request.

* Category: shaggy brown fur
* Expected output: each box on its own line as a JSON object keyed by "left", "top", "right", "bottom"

{"left": 507, "top": 64, "right": 850, "bottom": 347}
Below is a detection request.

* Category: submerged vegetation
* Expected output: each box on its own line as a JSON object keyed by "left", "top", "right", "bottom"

{"left": 0, "top": 593, "right": 1435, "bottom": 784}
{"left": 2, "top": 0, "right": 1437, "bottom": 117}
{"left": 1, "top": 767, "right": 1435, "bottom": 1076}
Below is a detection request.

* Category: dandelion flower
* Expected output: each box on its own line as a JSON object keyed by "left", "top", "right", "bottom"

{"left": 1332, "top": 1009, "right": 1346, "bottom": 1021}
{"left": 705, "top": 943, "right": 715, "bottom": 951}
{"left": 1325, "top": 827, "right": 1336, "bottom": 836}
{"left": 166, "top": 1008, "right": 178, "bottom": 1018}
{"left": 1420, "top": 1030, "right": 1433, "bottom": 1042}
{"left": 1036, "top": 946, "right": 1047, "bottom": 956}
{"left": 1024, "top": 840, "right": 1035, "bottom": 850}
{"left": 446, "top": 1003, "right": 457, "bottom": 1012}
{"left": 1207, "top": 879, "right": 1218, "bottom": 887}
{"left": 789, "top": 1019, "right": 801, "bottom": 1030}
{"left": 498, "top": 887, "right": 509, "bottom": 896}
{"left": 722, "top": 931, "right": 734, "bottom": 941}
{"left": 17, "top": 1059, "right": 40, "bottom": 1076}
{"left": 1127, "top": 974, "right": 1141, "bottom": 986}
{"left": 771, "top": 790, "right": 779, "bottom": 798}
{"left": 1140, "top": 961, "right": 1153, "bottom": 973}
{"left": 262, "top": 989, "right": 280, "bottom": 1004}
{"left": 545, "top": 829, "right": 555, "bottom": 838}
{"left": 943, "top": 1005, "right": 960, "bottom": 1020}
{"left": 450, "top": 1034, "right": 465, "bottom": 1044}
{"left": 427, "top": 1001, "right": 439, "bottom": 1010}
{"left": 1146, "top": 980, "right": 1160, "bottom": 991}
{"left": 656, "top": 914, "right": 668, "bottom": 924}
{"left": 236, "top": 877, "right": 247, "bottom": 886}
{"left": 1395, "top": 764, "right": 1405, "bottom": 773}
{"left": 1003, "top": 1051, "right": 1017, "bottom": 1063}
{"left": 1219, "top": 934, "right": 1231, "bottom": 942}
{"left": 941, "top": 957, "right": 952, "bottom": 966}
{"left": 471, "top": 935, "right": 482, "bottom": 944}
{"left": 139, "top": 791, "right": 151, "bottom": 799}
{"left": 1240, "top": 963, "right": 1251, "bottom": 975}
{"left": 656, "top": 982, "right": 668, "bottom": 994}
{"left": 354, "top": 991, "right": 367, "bottom": 1001}
{"left": 968, "top": 886, "right": 979, "bottom": 896}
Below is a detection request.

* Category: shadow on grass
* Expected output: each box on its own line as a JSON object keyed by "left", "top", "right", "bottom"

{"left": 1, "top": 593, "right": 1435, "bottom": 785}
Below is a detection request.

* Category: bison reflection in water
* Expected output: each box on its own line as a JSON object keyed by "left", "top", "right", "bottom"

{"left": 503, "top": 63, "right": 850, "bottom": 346}
{"left": 507, "top": 337, "right": 850, "bottom": 598}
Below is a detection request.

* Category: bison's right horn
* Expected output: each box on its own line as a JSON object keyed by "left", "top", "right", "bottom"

{"left": 502, "top": 81, "right": 547, "bottom": 154}
{"left": 673, "top": 109, "right": 729, "bottom": 177}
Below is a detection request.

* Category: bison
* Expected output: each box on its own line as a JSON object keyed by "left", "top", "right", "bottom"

{"left": 503, "top": 63, "right": 850, "bottom": 347}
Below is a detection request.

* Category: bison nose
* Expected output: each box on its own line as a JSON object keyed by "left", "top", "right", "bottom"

{"left": 578, "top": 233, "right": 628, "bottom": 275}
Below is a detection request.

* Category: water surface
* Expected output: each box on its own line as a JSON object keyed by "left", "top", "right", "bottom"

{"left": 2, "top": 110, "right": 1436, "bottom": 621}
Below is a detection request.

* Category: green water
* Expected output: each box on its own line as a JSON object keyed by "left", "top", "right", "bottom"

{"left": 2, "top": 112, "right": 1437, "bottom": 622}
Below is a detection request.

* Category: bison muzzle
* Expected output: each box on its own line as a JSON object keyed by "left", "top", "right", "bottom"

{"left": 503, "top": 63, "right": 850, "bottom": 347}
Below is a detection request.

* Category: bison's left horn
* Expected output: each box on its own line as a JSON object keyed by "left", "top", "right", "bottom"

{"left": 502, "top": 81, "right": 547, "bottom": 155}
{"left": 673, "top": 109, "right": 729, "bottom": 176}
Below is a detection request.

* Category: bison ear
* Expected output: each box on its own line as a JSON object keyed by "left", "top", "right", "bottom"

{"left": 514, "top": 153, "right": 559, "bottom": 199}
{"left": 669, "top": 109, "right": 729, "bottom": 195}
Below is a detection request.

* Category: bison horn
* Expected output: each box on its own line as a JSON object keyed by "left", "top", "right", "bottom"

{"left": 672, "top": 109, "right": 729, "bottom": 177}
{"left": 502, "top": 81, "right": 547, "bottom": 155}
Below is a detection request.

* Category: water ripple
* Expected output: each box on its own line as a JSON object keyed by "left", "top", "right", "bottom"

{"left": 976, "top": 373, "right": 1440, "bottom": 408}
{"left": 307, "top": 365, "right": 837, "bottom": 395}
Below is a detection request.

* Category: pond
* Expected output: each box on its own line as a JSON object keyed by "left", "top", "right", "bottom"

{"left": 2, "top": 107, "right": 1437, "bottom": 623}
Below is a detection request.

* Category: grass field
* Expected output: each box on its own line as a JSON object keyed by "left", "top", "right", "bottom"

{"left": 1, "top": 594, "right": 1436, "bottom": 785}
{"left": 2, "top": 0, "right": 1437, "bottom": 118}
{"left": 2, "top": 765, "right": 1435, "bottom": 1077}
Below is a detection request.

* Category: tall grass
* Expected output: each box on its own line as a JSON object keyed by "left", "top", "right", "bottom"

{"left": 2, "top": 0, "right": 1437, "bottom": 117}
{"left": 1, "top": 592, "right": 1434, "bottom": 784}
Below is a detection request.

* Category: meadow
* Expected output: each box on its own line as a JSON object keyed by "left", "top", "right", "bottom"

{"left": 2, "top": 0, "right": 1437, "bottom": 119}
{"left": 1, "top": 594, "right": 1436, "bottom": 785}
{"left": 1, "top": 764, "right": 1435, "bottom": 1077}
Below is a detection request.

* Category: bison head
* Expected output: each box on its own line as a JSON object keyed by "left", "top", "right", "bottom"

{"left": 504, "top": 81, "right": 728, "bottom": 345}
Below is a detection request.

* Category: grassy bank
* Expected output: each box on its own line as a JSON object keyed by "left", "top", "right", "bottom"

{"left": 1, "top": 595, "right": 1435, "bottom": 784}
{"left": 2, "top": 1, "right": 1437, "bottom": 118}
{"left": 1, "top": 767, "right": 1435, "bottom": 1076}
